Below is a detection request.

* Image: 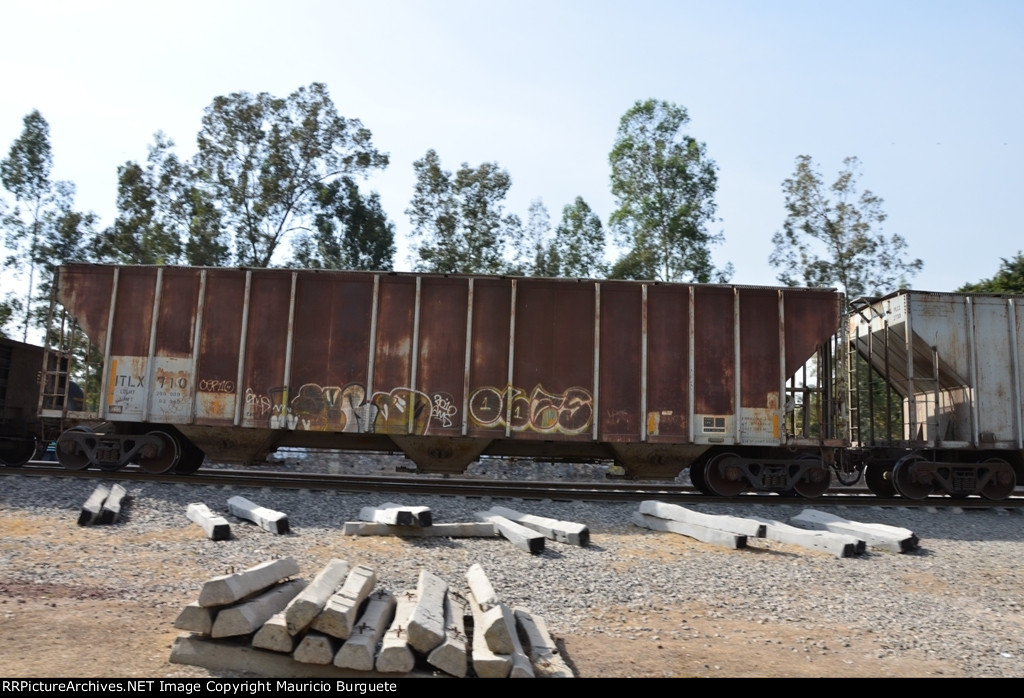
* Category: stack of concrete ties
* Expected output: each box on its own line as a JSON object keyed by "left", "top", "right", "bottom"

{"left": 466, "top": 563, "right": 572, "bottom": 678}
{"left": 634, "top": 500, "right": 919, "bottom": 558}
{"left": 78, "top": 484, "right": 128, "bottom": 526}
{"left": 475, "top": 505, "right": 590, "bottom": 554}
{"left": 342, "top": 502, "right": 498, "bottom": 540}
{"left": 170, "top": 557, "right": 574, "bottom": 678}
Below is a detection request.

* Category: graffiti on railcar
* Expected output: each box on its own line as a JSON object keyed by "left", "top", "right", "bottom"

{"left": 254, "top": 382, "right": 459, "bottom": 435}
{"left": 468, "top": 384, "right": 593, "bottom": 435}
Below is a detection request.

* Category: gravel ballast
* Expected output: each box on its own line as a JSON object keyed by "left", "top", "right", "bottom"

{"left": 2, "top": 463, "right": 1024, "bottom": 678}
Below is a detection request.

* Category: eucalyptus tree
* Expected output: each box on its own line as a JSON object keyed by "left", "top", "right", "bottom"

{"left": 94, "top": 133, "right": 228, "bottom": 266}
{"left": 957, "top": 252, "right": 1024, "bottom": 293}
{"left": 509, "top": 198, "right": 558, "bottom": 276}
{"left": 291, "top": 176, "right": 395, "bottom": 270}
{"left": 554, "top": 196, "right": 606, "bottom": 278}
{"left": 770, "top": 155, "right": 922, "bottom": 299}
{"left": 608, "top": 99, "right": 728, "bottom": 283}
{"left": 194, "top": 82, "right": 388, "bottom": 267}
{"left": 406, "top": 149, "right": 520, "bottom": 274}
{"left": 1, "top": 110, "right": 56, "bottom": 339}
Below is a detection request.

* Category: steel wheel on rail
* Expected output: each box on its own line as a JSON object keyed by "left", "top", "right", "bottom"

{"left": 136, "top": 430, "right": 180, "bottom": 474}
{"left": 0, "top": 438, "right": 37, "bottom": 467}
{"left": 793, "top": 455, "right": 831, "bottom": 498}
{"left": 892, "top": 455, "right": 932, "bottom": 500}
{"left": 689, "top": 461, "right": 712, "bottom": 495}
{"left": 864, "top": 462, "right": 897, "bottom": 497}
{"left": 980, "top": 458, "right": 1016, "bottom": 501}
{"left": 173, "top": 438, "right": 206, "bottom": 474}
{"left": 56, "top": 426, "right": 94, "bottom": 471}
{"left": 704, "top": 452, "right": 746, "bottom": 497}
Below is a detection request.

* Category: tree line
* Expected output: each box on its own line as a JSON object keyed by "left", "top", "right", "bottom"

{"left": 3, "top": 81, "right": 1012, "bottom": 341}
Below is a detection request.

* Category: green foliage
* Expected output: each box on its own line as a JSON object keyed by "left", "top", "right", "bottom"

{"left": 292, "top": 177, "right": 395, "bottom": 270}
{"left": 0, "top": 296, "right": 17, "bottom": 338}
{"left": 509, "top": 198, "right": 558, "bottom": 277}
{"left": 554, "top": 197, "right": 606, "bottom": 278}
{"left": 771, "top": 155, "right": 922, "bottom": 299}
{"left": 608, "top": 99, "right": 728, "bottom": 283}
{"left": 406, "top": 149, "right": 521, "bottom": 274}
{"left": 957, "top": 252, "right": 1024, "bottom": 293}
{"left": 195, "top": 82, "right": 388, "bottom": 267}
{"left": 95, "top": 133, "right": 229, "bottom": 266}
{"left": 1, "top": 111, "right": 95, "bottom": 340}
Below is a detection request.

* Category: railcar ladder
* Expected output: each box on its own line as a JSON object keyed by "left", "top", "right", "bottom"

{"left": 37, "top": 297, "right": 85, "bottom": 418}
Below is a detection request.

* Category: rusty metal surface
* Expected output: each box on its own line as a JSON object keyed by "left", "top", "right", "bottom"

{"left": 52, "top": 264, "right": 845, "bottom": 470}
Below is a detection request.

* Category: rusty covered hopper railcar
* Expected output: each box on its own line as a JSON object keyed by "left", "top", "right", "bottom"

{"left": 849, "top": 290, "right": 1024, "bottom": 499}
{"left": 44, "top": 264, "right": 845, "bottom": 493}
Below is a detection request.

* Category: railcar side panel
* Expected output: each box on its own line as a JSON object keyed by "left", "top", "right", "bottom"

{"left": 598, "top": 283, "right": 643, "bottom": 442}
{"left": 466, "top": 278, "right": 513, "bottom": 439}
{"left": 511, "top": 280, "right": 595, "bottom": 441}
{"left": 195, "top": 270, "right": 245, "bottom": 424}
{"left": 644, "top": 284, "right": 689, "bottom": 442}
{"left": 50, "top": 264, "right": 844, "bottom": 475}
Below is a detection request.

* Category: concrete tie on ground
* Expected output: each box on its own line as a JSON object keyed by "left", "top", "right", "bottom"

{"left": 789, "top": 509, "right": 919, "bottom": 553}
{"left": 637, "top": 500, "right": 766, "bottom": 537}
{"left": 227, "top": 495, "right": 289, "bottom": 534}
{"left": 96, "top": 484, "right": 127, "bottom": 524}
{"left": 359, "top": 502, "right": 433, "bottom": 527}
{"left": 475, "top": 512, "right": 545, "bottom": 554}
{"left": 376, "top": 590, "right": 417, "bottom": 674}
{"left": 284, "top": 558, "right": 351, "bottom": 635}
{"left": 631, "top": 511, "right": 748, "bottom": 549}
{"left": 341, "top": 521, "right": 498, "bottom": 537}
{"left": 482, "top": 505, "right": 590, "bottom": 546}
{"left": 173, "top": 602, "right": 215, "bottom": 635}
{"left": 186, "top": 503, "right": 230, "bottom": 541}
{"left": 407, "top": 569, "right": 447, "bottom": 653}
{"left": 197, "top": 557, "right": 300, "bottom": 607}
{"left": 211, "top": 578, "right": 308, "bottom": 638}
{"left": 333, "top": 590, "right": 396, "bottom": 671}
{"left": 514, "top": 607, "right": 573, "bottom": 678}
{"left": 293, "top": 631, "right": 337, "bottom": 665}
{"left": 466, "top": 563, "right": 499, "bottom": 610}
{"left": 467, "top": 590, "right": 511, "bottom": 678}
{"left": 749, "top": 516, "right": 864, "bottom": 558}
{"left": 78, "top": 485, "right": 110, "bottom": 526}
{"left": 311, "top": 564, "right": 377, "bottom": 639}
{"left": 426, "top": 592, "right": 468, "bottom": 677}
{"left": 252, "top": 611, "right": 296, "bottom": 653}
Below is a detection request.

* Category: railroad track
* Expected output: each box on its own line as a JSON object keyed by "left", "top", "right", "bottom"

{"left": 4, "top": 460, "right": 1024, "bottom": 509}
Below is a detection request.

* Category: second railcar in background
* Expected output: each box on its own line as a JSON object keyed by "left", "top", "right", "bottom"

{"left": 849, "top": 290, "right": 1024, "bottom": 500}
{"left": 0, "top": 336, "right": 80, "bottom": 466}
{"left": 43, "top": 264, "right": 846, "bottom": 496}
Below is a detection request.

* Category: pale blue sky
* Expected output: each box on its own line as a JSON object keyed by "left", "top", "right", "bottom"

{"left": 1, "top": 0, "right": 1021, "bottom": 294}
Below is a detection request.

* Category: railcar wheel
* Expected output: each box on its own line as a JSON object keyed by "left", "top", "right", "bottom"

{"left": 0, "top": 438, "right": 36, "bottom": 467}
{"left": 136, "top": 430, "right": 180, "bottom": 474}
{"left": 57, "top": 426, "right": 94, "bottom": 471}
{"left": 893, "top": 455, "right": 932, "bottom": 500}
{"left": 980, "top": 458, "right": 1015, "bottom": 501}
{"left": 689, "top": 462, "right": 712, "bottom": 495}
{"left": 173, "top": 439, "right": 206, "bottom": 474}
{"left": 793, "top": 457, "right": 831, "bottom": 498}
{"left": 864, "top": 463, "right": 897, "bottom": 497}
{"left": 704, "top": 452, "right": 746, "bottom": 497}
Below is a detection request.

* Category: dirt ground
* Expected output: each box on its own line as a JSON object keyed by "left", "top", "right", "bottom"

{"left": 0, "top": 585, "right": 952, "bottom": 679}
{"left": 0, "top": 507, "right": 957, "bottom": 679}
